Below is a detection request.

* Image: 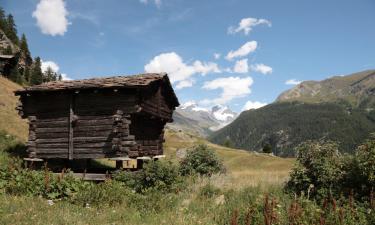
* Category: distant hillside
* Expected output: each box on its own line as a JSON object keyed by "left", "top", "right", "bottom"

{"left": 277, "top": 70, "right": 375, "bottom": 108}
{"left": 0, "top": 75, "right": 27, "bottom": 140}
{"left": 210, "top": 70, "right": 375, "bottom": 156}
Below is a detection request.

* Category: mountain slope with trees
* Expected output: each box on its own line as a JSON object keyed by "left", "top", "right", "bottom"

{"left": 0, "top": 7, "right": 61, "bottom": 85}
{"left": 209, "top": 70, "right": 375, "bottom": 156}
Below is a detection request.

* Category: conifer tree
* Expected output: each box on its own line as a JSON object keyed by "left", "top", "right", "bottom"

{"left": 43, "top": 66, "right": 57, "bottom": 82}
{"left": 0, "top": 7, "right": 6, "bottom": 31}
{"left": 9, "top": 66, "right": 22, "bottom": 84}
{"left": 30, "top": 57, "right": 43, "bottom": 85}
{"left": 20, "top": 34, "right": 32, "bottom": 66}
{"left": 23, "top": 67, "right": 31, "bottom": 83}
{"left": 5, "top": 14, "right": 19, "bottom": 46}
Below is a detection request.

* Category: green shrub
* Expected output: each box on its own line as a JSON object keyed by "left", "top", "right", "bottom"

{"left": 286, "top": 141, "right": 343, "bottom": 198}
{"left": 0, "top": 167, "right": 87, "bottom": 199}
{"left": 113, "top": 160, "right": 181, "bottom": 193}
{"left": 179, "top": 144, "right": 225, "bottom": 176}
{"left": 343, "top": 135, "right": 375, "bottom": 197}
{"left": 262, "top": 143, "right": 272, "bottom": 154}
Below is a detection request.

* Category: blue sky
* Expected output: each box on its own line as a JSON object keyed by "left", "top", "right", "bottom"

{"left": 2, "top": 0, "right": 375, "bottom": 112}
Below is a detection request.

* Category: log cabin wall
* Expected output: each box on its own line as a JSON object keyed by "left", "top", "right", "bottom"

{"left": 15, "top": 73, "right": 180, "bottom": 160}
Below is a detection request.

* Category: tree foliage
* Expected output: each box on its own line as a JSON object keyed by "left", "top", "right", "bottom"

{"left": 179, "top": 144, "right": 225, "bottom": 176}
{"left": 30, "top": 57, "right": 43, "bottom": 85}
{"left": 287, "top": 137, "right": 375, "bottom": 200}
{"left": 210, "top": 102, "right": 375, "bottom": 156}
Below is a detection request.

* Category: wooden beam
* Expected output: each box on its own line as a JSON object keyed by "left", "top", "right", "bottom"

{"left": 68, "top": 95, "right": 74, "bottom": 160}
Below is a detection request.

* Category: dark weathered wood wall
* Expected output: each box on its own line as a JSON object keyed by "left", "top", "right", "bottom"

{"left": 20, "top": 84, "right": 173, "bottom": 159}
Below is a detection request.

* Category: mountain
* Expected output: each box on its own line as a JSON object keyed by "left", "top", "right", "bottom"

{"left": 277, "top": 70, "right": 375, "bottom": 107}
{"left": 209, "top": 70, "right": 375, "bottom": 156}
{"left": 167, "top": 101, "right": 237, "bottom": 136}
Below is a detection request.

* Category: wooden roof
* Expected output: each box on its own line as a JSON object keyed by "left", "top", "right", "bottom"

{"left": 15, "top": 73, "right": 179, "bottom": 107}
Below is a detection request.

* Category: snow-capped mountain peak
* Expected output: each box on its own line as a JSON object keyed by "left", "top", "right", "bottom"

{"left": 211, "top": 105, "right": 236, "bottom": 122}
{"left": 169, "top": 102, "right": 238, "bottom": 136}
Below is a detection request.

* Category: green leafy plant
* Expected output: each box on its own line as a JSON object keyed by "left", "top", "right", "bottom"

{"left": 179, "top": 144, "right": 225, "bottom": 176}
{"left": 113, "top": 160, "right": 182, "bottom": 193}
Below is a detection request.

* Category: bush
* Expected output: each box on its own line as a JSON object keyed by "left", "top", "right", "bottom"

{"left": 1, "top": 167, "right": 87, "bottom": 199}
{"left": 113, "top": 160, "right": 181, "bottom": 193}
{"left": 262, "top": 143, "right": 272, "bottom": 154}
{"left": 179, "top": 144, "right": 225, "bottom": 176}
{"left": 343, "top": 135, "right": 375, "bottom": 197}
{"left": 286, "top": 141, "right": 343, "bottom": 198}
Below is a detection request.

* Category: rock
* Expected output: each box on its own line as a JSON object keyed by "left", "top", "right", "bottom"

{"left": 176, "top": 148, "right": 187, "bottom": 159}
{"left": 214, "top": 194, "right": 225, "bottom": 205}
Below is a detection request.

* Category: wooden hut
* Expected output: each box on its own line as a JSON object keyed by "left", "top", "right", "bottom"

{"left": 15, "top": 73, "right": 179, "bottom": 166}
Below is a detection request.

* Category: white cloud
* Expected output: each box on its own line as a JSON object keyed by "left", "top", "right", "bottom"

{"left": 41, "top": 60, "right": 59, "bottom": 73}
{"left": 32, "top": 0, "right": 70, "bottom": 36}
{"left": 228, "top": 17, "right": 271, "bottom": 35}
{"left": 242, "top": 100, "right": 267, "bottom": 111}
{"left": 144, "top": 52, "right": 221, "bottom": 89}
{"left": 176, "top": 79, "right": 194, "bottom": 89}
{"left": 60, "top": 73, "right": 72, "bottom": 81}
{"left": 233, "top": 59, "right": 249, "bottom": 73}
{"left": 41, "top": 60, "right": 72, "bottom": 80}
{"left": 251, "top": 63, "right": 273, "bottom": 75}
{"left": 140, "top": 0, "right": 162, "bottom": 8}
{"left": 225, "top": 41, "right": 257, "bottom": 61}
{"left": 193, "top": 61, "right": 221, "bottom": 75}
{"left": 214, "top": 53, "right": 221, "bottom": 60}
{"left": 201, "top": 76, "right": 253, "bottom": 105}
{"left": 285, "top": 79, "right": 302, "bottom": 85}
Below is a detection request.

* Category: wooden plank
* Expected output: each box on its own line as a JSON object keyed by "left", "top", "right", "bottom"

{"left": 37, "top": 143, "right": 69, "bottom": 148}
{"left": 36, "top": 138, "right": 69, "bottom": 143}
{"left": 74, "top": 125, "right": 113, "bottom": 132}
{"left": 73, "top": 142, "right": 112, "bottom": 148}
{"left": 68, "top": 95, "right": 74, "bottom": 160}
{"left": 73, "top": 130, "right": 113, "bottom": 137}
{"left": 36, "top": 127, "right": 69, "bottom": 133}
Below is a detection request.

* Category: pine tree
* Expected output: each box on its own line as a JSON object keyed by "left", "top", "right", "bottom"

{"left": 9, "top": 66, "right": 22, "bottom": 84}
{"left": 23, "top": 67, "right": 31, "bottom": 83}
{"left": 5, "top": 14, "right": 19, "bottom": 46}
{"left": 20, "top": 34, "right": 32, "bottom": 66}
{"left": 0, "top": 7, "right": 6, "bottom": 31}
{"left": 30, "top": 57, "right": 43, "bottom": 85}
{"left": 43, "top": 66, "right": 57, "bottom": 82}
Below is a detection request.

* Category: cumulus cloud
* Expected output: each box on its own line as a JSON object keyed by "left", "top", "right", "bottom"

{"left": 228, "top": 17, "right": 271, "bottom": 35}
{"left": 201, "top": 76, "right": 253, "bottom": 105}
{"left": 41, "top": 60, "right": 72, "bottom": 80}
{"left": 41, "top": 60, "right": 59, "bottom": 73}
{"left": 285, "top": 79, "right": 302, "bottom": 85}
{"left": 233, "top": 59, "right": 249, "bottom": 73}
{"left": 140, "top": 0, "right": 162, "bottom": 8}
{"left": 176, "top": 79, "right": 194, "bottom": 90}
{"left": 225, "top": 41, "right": 257, "bottom": 61}
{"left": 60, "top": 73, "right": 72, "bottom": 81}
{"left": 242, "top": 100, "right": 267, "bottom": 111}
{"left": 251, "top": 63, "right": 273, "bottom": 75}
{"left": 144, "top": 52, "right": 221, "bottom": 89}
{"left": 214, "top": 53, "right": 221, "bottom": 60}
{"left": 32, "top": 0, "right": 70, "bottom": 36}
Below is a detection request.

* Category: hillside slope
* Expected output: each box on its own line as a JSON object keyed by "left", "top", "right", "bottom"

{"left": 0, "top": 76, "right": 27, "bottom": 140}
{"left": 210, "top": 70, "right": 375, "bottom": 156}
{"left": 277, "top": 70, "right": 375, "bottom": 107}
